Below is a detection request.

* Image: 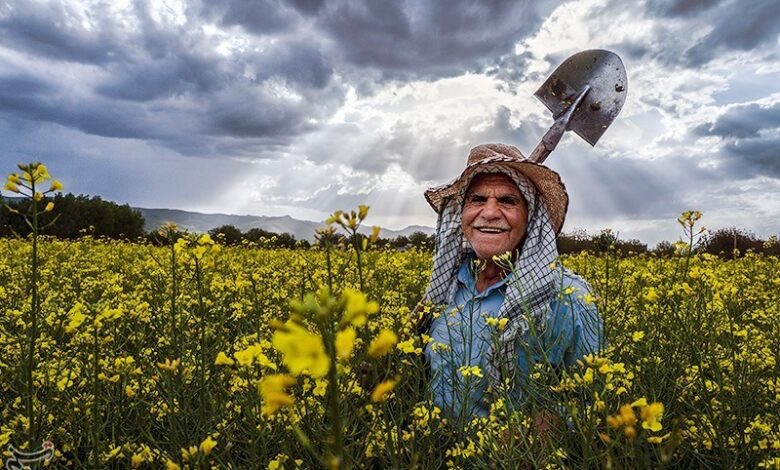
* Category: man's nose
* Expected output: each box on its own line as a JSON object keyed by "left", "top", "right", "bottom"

{"left": 480, "top": 197, "right": 502, "bottom": 218}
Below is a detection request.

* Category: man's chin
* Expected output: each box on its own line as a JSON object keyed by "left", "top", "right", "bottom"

{"left": 472, "top": 246, "right": 507, "bottom": 260}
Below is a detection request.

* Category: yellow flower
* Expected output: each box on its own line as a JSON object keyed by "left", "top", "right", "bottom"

{"left": 370, "top": 226, "right": 381, "bottom": 243}
{"left": 272, "top": 321, "right": 329, "bottom": 377}
{"left": 631, "top": 397, "right": 648, "bottom": 408}
{"left": 199, "top": 436, "right": 217, "bottom": 455}
{"left": 396, "top": 338, "right": 421, "bottom": 355}
{"left": 358, "top": 204, "right": 369, "bottom": 220}
{"left": 50, "top": 179, "right": 63, "bottom": 191}
{"left": 157, "top": 358, "right": 181, "bottom": 372}
{"left": 371, "top": 378, "right": 398, "bottom": 402}
{"left": 215, "top": 351, "right": 235, "bottom": 366}
{"left": 643, "top": 287, "right": 659, "bottom": 303}
{"left": 98, "top": 373, "right": 120, "bottom": 383}
{"left": 34, "top": 164, "right": 50, "bottom": 181}
{"left": 341, "top": 289, "right": 379, "bottom": 327}
{"left": 458, "top": 365, "right": 483, "bottom": 378}
{"left": 641, "top": 402, "right": 664, "bottom": 431}
{"left": 4, "top": 181, "right": 19, "bottom": 193}
{"left": 268, "top": 454, "right": 290, "bottom": 470}
{"left": 647, "top": 433, "right": 671, "bottom": 444}
{"left": 259, "top": 374, "right": 296, "bottom": 416}
{"left": 620, "top": 404, "right": 637, "bottom": 427}
{"left": 44, "top": 202, "right": 54, "bottom": 212}
{"left": 367, "top": 330, "right": 398, "bottom": 357}
{"left": 65, "top": 303, "right": 87, "bottom": 333}
{"left": 181, "top": 446, "right": 198, "bottom": 462}
{"left": 313, "top": 378, "right": 328, "bottom": 396}
{"left": 485, "top": 317, "right": 509, "bottom": 330}
{"left": 233, "top": 344, "right": 277, "bottom": 369}
{"left": 632, "top": 331, "right": 645, "bottom": 342}
{"left": 581, "top": 368, "right": 594, "bottom": 384}
{"left": 335, "top": 327, "right": 356, "bottom": 360}
{"left": 165, "top": 460, "right": 181, "bottom": 470}
{"left": 234, "top": 346, "right": 257, "bottom": 366}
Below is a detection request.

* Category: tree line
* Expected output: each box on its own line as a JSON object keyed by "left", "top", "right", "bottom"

{"left": 200, "top": 224, "right": 437, "bottom": 251}
{"left": 2, "top": 193, "right": 778, "bottom": 257}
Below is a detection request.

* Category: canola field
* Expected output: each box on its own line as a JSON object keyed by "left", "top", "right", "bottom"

{"left": 1, "top": 231, "right": 779, "bottom": 469}
{"left": 1, "top": 166, "right": 779, "bottom": 469}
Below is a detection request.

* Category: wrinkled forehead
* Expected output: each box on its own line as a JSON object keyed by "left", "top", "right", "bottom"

{"left": 465, "top": 173, "right": 522, "bottom": 195}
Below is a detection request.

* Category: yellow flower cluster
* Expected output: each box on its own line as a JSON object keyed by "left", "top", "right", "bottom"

{"left": 0, "top": 203, "right": 778, "bottom": 468}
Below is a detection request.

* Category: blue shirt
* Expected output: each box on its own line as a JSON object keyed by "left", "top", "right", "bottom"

{"left": 425, "top": 260, "right": 603, "bottom": 419}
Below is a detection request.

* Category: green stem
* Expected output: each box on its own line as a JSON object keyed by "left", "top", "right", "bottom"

{"left": 326, "top": 243, "right": 333, "bottom": 293}
{"left": 25, "top": 178, "right": 39, "bottom": 446}
{"left": 92, "top": 323, "right": 100, "bottom": 470}
{"left": 170, "top": 242, "right": 179, "bottom": 360}
{"left": 356, "top": 249, "right": 364, "bottom": 292}
{"left": 323, "top": 322, "right": 344, "bottom": 469}
{"left": 195, "top": 257, "right": 207, "bottom": 429}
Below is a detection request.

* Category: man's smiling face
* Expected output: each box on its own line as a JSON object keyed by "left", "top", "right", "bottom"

{"left": 461, "top": 173, "right": 528, "bottom": 260}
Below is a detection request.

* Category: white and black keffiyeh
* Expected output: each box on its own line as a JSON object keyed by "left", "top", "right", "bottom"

{"left": 422, "top": 166, "right": 560, "bottom": 390}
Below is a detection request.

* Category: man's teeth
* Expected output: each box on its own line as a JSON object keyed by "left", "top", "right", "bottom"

{"left": 477, "top": 228, "right": 506, "bottom": 233}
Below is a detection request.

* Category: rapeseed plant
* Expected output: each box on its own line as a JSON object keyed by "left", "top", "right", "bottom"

{"left": 1, "top": 161, "right": 779, "bottom": 469}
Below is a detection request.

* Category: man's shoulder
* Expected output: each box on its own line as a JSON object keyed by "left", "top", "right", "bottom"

{"left": 558, "top": 267, "right": 595, "bottom": 296}
{"left": 548, "top": 267, "right": 598, "bottom": 322}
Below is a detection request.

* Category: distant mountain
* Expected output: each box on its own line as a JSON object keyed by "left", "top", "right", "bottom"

{"left": 136, "top": 207, "right": 434, "bottom": 242}
{"left": 2, "top": 194, "right": 434, "bottom": 241}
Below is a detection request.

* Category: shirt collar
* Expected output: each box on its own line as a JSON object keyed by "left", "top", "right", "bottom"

{"left": 457, "top": 256, "right": 509, "bottom": 298}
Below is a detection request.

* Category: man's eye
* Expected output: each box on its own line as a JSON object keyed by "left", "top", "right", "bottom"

{"left": 469, "top": 195, "right": 487, "bottom": 204}
{"left": 498, "top": 197, "right": 521, "bottom": 206}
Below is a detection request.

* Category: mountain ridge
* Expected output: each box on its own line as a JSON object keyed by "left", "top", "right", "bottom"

{"left": 136, "top": 206, "right": 434, "bottom": 242}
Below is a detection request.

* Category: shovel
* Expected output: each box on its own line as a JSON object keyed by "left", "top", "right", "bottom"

{"left": 528, "top": 49, "right": 627, "bottom": 163}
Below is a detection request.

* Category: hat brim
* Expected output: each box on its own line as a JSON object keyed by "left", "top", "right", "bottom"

{"left": 424, "top": 157, "right": 569, "bottom": 235}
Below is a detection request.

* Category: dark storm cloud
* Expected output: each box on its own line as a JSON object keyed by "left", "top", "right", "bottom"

{"left": 591, "top": 0, "right": 779, "bottom": 68}
{"left": 693, "top": 99, "right": 780, "bottom": 178}
{"left": 244, "top": 42, "right": 334, "bottom": 89}
{"left": 721, "top": 135, "right": 780, "bottom": 178}
{"left": 96, "top": 51, "right": 225, "bottom": 102}
{"left": 287, "top": 0, "right": 326, "bottom": 15}
{"left": 683, "top": 0, "right": 780, "bottom": 66}
{"left": 694, "top": 101, "right": 780, "bottom": 139}
{"left": 645, "top": 0, "right": 722, "bottom": 17}
{"left": 199, "top": 0, "right": 557, "bottom": 81}
{"left": 199, "top": 0, "right": 302, "bottom": 34}
{"left": 483, "top": 50, "right": 546, "bottom": 93}
{"left": 204, "top": 85, "right": 315, "bottom": 138}
{"left": 0, "top": 1, "right": 125, "bottom": 64}
{"left": 313, "top": 0, "right": 555, "bottom": 79}
{"left": 0, "top": 74, "right": 55, "bottom": 107}
{"left": 0, "top": 0, "right": 345, "bottom": 157}
{"left": 0, "top": 72, "right": 167, "bottom": 139}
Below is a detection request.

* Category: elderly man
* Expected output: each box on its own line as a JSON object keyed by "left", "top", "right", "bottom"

{"left": 420, "top": 143, "right": 603, "bottom": 419}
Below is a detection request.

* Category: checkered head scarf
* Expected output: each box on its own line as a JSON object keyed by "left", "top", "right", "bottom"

{"left": 422, "top": 166, "right": 560, "bottom": 390}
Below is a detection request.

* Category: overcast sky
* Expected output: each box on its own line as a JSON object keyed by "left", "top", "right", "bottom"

{"left": 1, "top": 0, "right": 779, "bottom": 245}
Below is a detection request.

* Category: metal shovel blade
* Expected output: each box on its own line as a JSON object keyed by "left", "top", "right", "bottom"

{"left": 534, "top": 49, "right": 627, "bottom": 146}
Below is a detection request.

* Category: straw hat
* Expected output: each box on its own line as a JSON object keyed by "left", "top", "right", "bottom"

{"left": 424, "top": 143, "right": 569, "bottom": 234}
